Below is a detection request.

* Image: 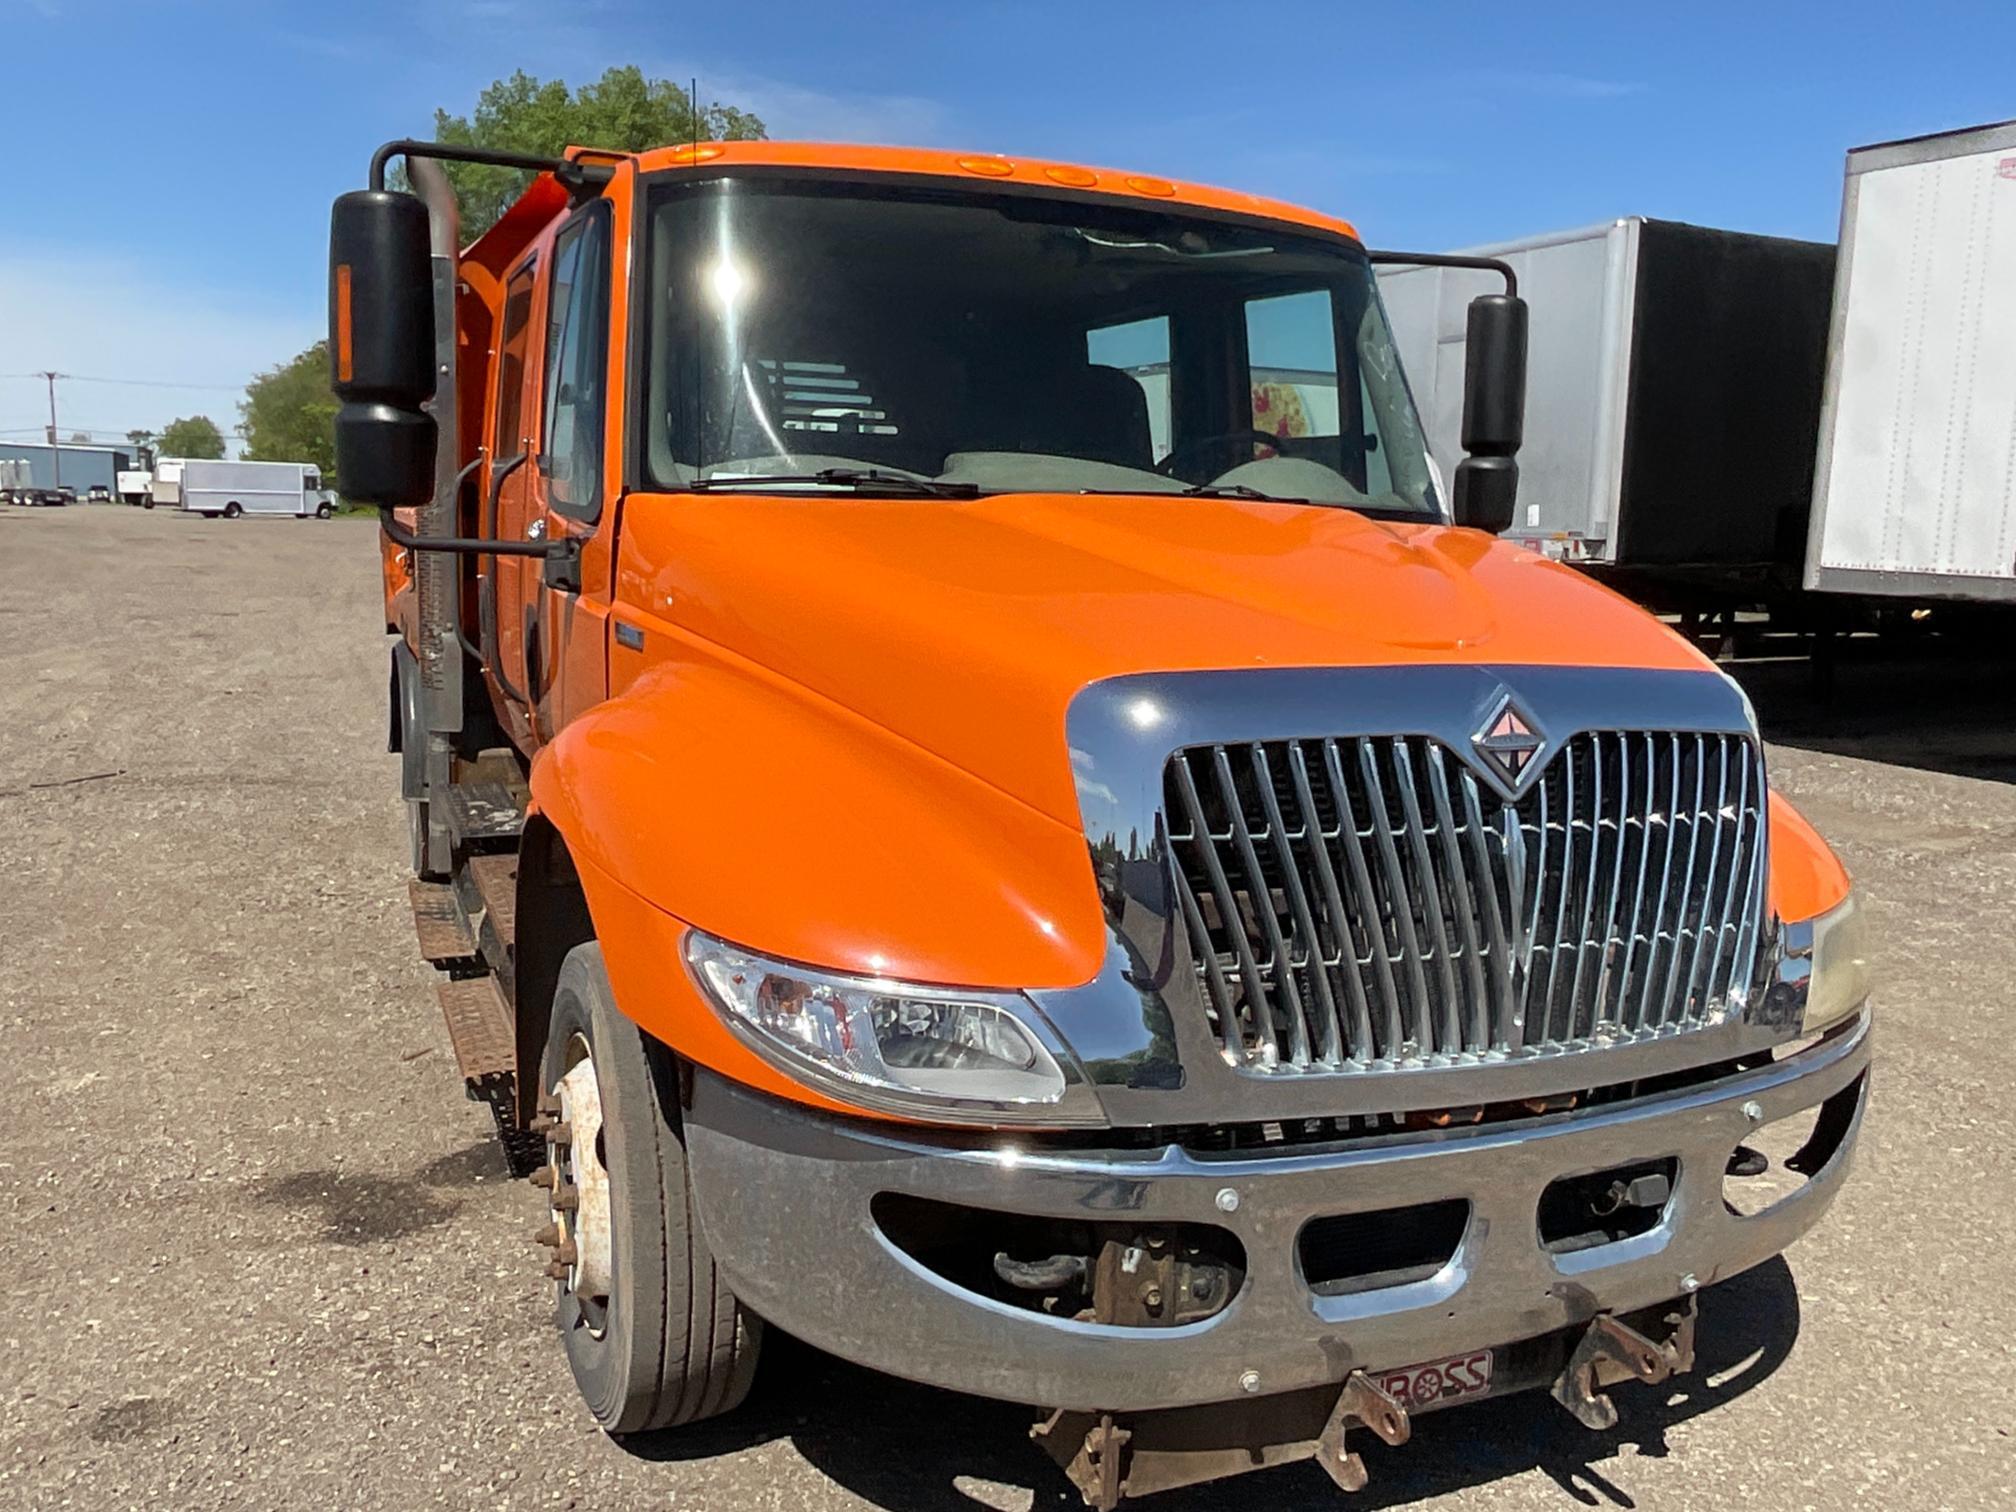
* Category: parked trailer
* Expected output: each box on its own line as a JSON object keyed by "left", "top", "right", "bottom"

{"left": 180, "top": 459, "right": 334, "bottom": 519}
{"left": 117, "top": 468, "right": 152, "bottom": 505}
{"left": 149, "top": 460, "right": 184, "bottom": 510}
{"left": 1378, "top": 219, "right": 1835, "bottom": 604}
{"left": 1807, "top": 120, "right": 2016, "bottom": 604}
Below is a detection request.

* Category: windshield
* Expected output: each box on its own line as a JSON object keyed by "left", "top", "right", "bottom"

{"left": 642, "top": 177, "right": 1440, "bottom": 514}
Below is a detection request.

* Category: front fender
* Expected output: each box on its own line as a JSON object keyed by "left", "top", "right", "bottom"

{"left": 1767, "top": 789, "right": 1852, "bottom": 923}
{"left": 527, "top": 655, "right": 1106, "bottom": 993}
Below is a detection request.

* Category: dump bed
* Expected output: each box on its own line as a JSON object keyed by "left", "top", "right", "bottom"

{"left": 1806, "top": 120, "right": 2016, "bottom": 602}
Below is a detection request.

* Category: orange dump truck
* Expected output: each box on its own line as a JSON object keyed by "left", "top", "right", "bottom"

{"left": 329, "top": 138, "right": 1871, "bottom": 1504}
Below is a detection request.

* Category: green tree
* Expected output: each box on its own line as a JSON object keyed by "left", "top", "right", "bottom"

{"left": 159, "top": 415, "right": 225, "bottom": 460}
{"left": 67, "top": 431, "right": 91, "bottom": 445}
{"left": 240, "top": 341, "right": 337, "bottom": 480}
{"left": 425, "top": 66, "right": 766, "bottom": 235}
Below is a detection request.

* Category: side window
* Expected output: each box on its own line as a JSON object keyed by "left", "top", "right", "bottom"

{"left": 494, "top": 263, "right": 537, "bottom": 456}
{"left": 1086, "top": 315, "right": 1172, "bottom": 462}
{"left": 1245, "top": 290, "right": 1341, "bottom": 447}
{"left": 541, "top": 208, "right": 612, "bottom": 518}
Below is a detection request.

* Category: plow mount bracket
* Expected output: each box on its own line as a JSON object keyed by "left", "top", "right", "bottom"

{"left": 1549, "top": 1300, "right": 1698, "bottom": 1431}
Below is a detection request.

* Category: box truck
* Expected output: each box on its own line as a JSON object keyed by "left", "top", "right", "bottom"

{"left": 1378, "top": 219, "right": 1836, "bottom": 608}
{"left": 180, "top": 458, "right": 334, "bottom": 519}
{"left": 327, "top": 137, "right": 1869, "bottom": 1505}
{"left": 117, "top": 468, "right": 152, "bottom": 505}
{"left": 1806, "top": 119, "right": 2016, "bottom": 604}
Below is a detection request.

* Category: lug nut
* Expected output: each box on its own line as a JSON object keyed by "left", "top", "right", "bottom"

{"left": 529, "top": 1167, "right": 555, "bottom": 1189}
{"left": 550, "top": 1184, "right": 579, "bottom": 1212}
{"left": 545, "top": 1262, "right": 569, "bottom": 1280}
{"left": 541, "top": 1121, "right": 574, "bottom": 1144}
{"left": 536, "top": 1092, "right": 560, "bottom": 1115}
{"left": 554, "top": 1240, "right": 578, "bottom": 1266}
{"left": 531, "top": 1224, "right": 559, "bottom": 1248}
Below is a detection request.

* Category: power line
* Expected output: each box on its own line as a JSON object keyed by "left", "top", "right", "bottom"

{"left": 1, "top": 372, "right": 247, "bottom": 392}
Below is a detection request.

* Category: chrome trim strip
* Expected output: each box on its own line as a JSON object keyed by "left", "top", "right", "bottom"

{"left": 1253, "top": 744, "right": 1342, "bottom": 1063}
{"left": 1289, "top": 744, "right": 1377, "bottom": 1058}
{"left": 1457, "top": 764, "right": 1514, "bottom": 1049}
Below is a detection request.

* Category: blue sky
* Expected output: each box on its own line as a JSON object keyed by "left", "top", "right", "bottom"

{"left": 3, "top": 0, "right": 2011, "bottom": 452}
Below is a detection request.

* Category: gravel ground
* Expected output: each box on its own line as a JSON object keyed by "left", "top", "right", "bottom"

{"left": 2, "top": 502, "right": 2011, "bottom": 1510}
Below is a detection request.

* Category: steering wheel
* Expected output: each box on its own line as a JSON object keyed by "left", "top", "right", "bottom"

{"left": 1154, "top": 428, "right": 1289, "bottom": 477}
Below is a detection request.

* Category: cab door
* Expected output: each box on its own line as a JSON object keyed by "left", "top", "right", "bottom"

{"left": 524, "top": 198, "right": 617, "bottom": 739}
{"left": 486, "top": 259, "right": 541, "bottom": 748}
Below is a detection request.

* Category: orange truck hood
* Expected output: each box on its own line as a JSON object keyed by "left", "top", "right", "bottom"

{"left": 614, "top": 491, "right": 1714, "bottom": 829}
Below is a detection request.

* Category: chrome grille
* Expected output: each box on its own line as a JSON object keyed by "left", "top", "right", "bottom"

{"left": 1165, "top": 731, "right": 1769, "bottom": 1072}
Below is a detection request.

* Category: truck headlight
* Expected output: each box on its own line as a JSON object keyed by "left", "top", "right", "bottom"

{"left": 686, "top": 932, "right": 1099, "bottom": 1124}
{"left": 1798, "top": 891, "right": 1871, "bottom": 1033}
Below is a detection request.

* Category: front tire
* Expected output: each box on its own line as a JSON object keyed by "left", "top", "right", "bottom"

{"left": 537, "top": 943, "right": 762, "bottom": 1434}
{"left": 316, "top": 502, "right": 333, "bottom": 519}
{"left": 224, "top": 502, "right": 243, "bottom": 519}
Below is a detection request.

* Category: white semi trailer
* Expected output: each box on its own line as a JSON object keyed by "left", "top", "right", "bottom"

{"left": 1806, "top": 119, "right": 2016, "bottom": 605}
{"left": 180, "top": 459, "right": 335, "bottom": 519}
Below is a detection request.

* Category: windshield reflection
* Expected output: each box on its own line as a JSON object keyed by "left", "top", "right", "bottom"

{"left": 644, "top": 176, "right": 1440, "bottom": 515}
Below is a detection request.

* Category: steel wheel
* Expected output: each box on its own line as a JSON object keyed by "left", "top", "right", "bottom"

{"left": 534, "top": 942, "right": 762, "bottom": 1434}
{"left": 537, "top": 1031, "right": 616, "bottom": 1336}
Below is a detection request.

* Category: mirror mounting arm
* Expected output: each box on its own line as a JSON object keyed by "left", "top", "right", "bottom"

{"left": 1365, "top": 250, "right": 1517, "bottom": 297}
{"left": 377, "top": 506, "right": 557, "bottom": 559}
{"left": 368, "top": 139, "right": 617, "bottom": 200}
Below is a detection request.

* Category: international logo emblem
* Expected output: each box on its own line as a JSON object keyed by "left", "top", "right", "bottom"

{"left": 1472, "top": 691, "right": 1546, "bottom": 794}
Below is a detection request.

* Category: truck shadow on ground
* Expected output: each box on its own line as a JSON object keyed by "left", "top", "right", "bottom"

{"left": 1734, "top": 640, "right": 2016, "bottom": 786}
{"left": 627, "top": 1257, "right": 1802, "bottom": 1511}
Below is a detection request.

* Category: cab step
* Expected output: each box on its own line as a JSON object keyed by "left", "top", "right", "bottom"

{"left": 408, "top": 878, "right": 477, "bottom": 964}
{"left": 458, "top": 853, "right": 518, "bottom": 1001}
{"left": 442, "top": 780, "right": 525, "bottom": 851}
{"left": 435, "top": 971, "right": 541, "bottom": 1175}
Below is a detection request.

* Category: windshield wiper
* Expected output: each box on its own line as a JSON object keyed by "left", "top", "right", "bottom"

{"left": 1180, "top": 482, "right": 1311, "bottom": 503}
{"left": 686, "top": 468, "right": 982, "bottom": 498}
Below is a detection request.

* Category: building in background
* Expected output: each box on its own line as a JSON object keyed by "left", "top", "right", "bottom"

{"left": 0, "top": 442, "right": 136, "bottom": 495}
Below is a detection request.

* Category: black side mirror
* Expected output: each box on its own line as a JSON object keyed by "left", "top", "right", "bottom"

{"left": 329, "top": 189, "right": 436, "bottom": 506}
{"left": 1451, "top": 292, "right": 1528, "bottom": 533}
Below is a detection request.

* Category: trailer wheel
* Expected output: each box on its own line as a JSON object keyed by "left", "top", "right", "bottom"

{"left": 537, "top": 943, "right": 763, "bottom": 1435}
{"left": 224, "top": 502, "right": 243, "bottom": 519}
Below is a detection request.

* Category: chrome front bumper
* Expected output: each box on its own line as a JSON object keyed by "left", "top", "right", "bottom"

{"left": 683, "top": 1009, "right": 1869, "bottom": 1413}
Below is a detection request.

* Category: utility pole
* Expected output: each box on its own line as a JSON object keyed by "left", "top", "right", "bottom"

{"left": 36, "top": 371, "right": 65, "bottom": 490}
